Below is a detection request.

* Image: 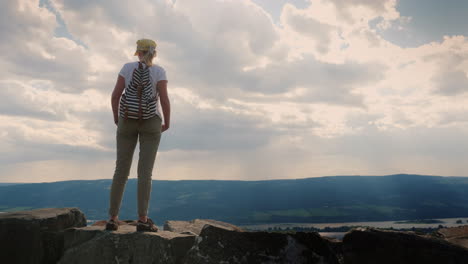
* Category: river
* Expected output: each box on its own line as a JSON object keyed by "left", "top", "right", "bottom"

{"left": 239, "top": 217, "right": 468, "bottom": 240}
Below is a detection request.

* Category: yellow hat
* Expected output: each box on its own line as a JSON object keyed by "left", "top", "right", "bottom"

{"left": 134, "top": 39, "right": 157, "bottom": 56}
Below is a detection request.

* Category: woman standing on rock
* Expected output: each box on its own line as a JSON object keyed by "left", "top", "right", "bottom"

{"left": 106, "top": 39, "right": 170, "bottom": 232}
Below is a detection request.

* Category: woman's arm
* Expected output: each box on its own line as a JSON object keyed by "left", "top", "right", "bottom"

{"left": 157, "top": 80, "right": 170, "bottom": 132}
{"left": 111, "top": 75, "right": 125, "bottom": 125}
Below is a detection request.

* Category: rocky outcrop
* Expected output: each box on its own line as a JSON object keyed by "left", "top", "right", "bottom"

{"left": 184, "top": 224, "right": 339, "bottom": 264}
{"left": 0, "top": 208, "right": 341, "bottom": 264}
{"left": 59, "top": 219, "right": 338, "bottom": 264}
{"left": 164, "top": 219, "right": 244, "bottom": 235}
{"left": 342, "top": 227, "right": 468, "bottom": 264}
{"left": 5, "top": 208, "right": 468, "bottom": 264}
{"left": 59, "top": 224, "right": 196, "bottom": 264}
{"left": 0, "top": 207, "right": 86, "bottom": 264}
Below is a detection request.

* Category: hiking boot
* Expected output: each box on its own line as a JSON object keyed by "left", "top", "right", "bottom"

{"left": 136, "top": 218, "right": 159, "bottom": 232}
{"left": 105, "top": 219, "right": 119, "bottom": 231}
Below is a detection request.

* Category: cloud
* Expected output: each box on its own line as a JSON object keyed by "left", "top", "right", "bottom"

{"left": 280, "top": 4, "right": 336, "bottom": 54}
{"left": 1, "top": 0, "right": 468, "bottom": 182}
{"left": 242, "top": 55, "right": 386, "bottom": 107}
{"left": 326, "top": 0, "right": 400, "bottom": 25}
{"left": 0, "top": 81, "right": 60, "bottom": 120}
{"left": 433, "top": 70, "right": 468, "bottom": 96}
{"left": 0, "top": 1, "right": 93, "bottom": 93}
{"left": 328, "top": 0, "right": 390, "bottom": 12}
{"left": 424, "top": 37, "right": 468, "bottom": 96}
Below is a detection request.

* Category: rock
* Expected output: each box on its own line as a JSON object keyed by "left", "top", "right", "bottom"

{"left": 91, "top": 219, "right": 138, "bottom": 226}
{"left": 0, "top": 207, "right": 86, "bottom": 264}
{"left": 437, "top": 225, "right": 468, "bottom": 249}
{"left": 180, "top": 231, "right": 197, "bottom": 236}
{"left": 183, "top": 224, "right": 340, "bottom": 264}
{"left": 58, "top": 224, "right": 196, "bottom": 264}
{"left": 164, "top": 218, "right": 243, "bottom": 235}
{"left": 61, "top": 219, "right": 339, "bottom": 264}
{"left": 9, "top": 207, "right": 468, "bottom": 264}
{"left": 322, "top": 236, "right": 344, "bottom": 264}
{"left": 343, "top": 227, "right": 468, "bottom": 264}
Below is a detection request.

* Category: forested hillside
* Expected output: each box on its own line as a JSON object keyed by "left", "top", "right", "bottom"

{"left": 1, "top": 174, "right": 468, "bottom": 225}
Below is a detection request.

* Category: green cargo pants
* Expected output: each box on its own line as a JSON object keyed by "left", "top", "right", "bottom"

{"left": 108, "top": 114, "right": 162, "bottom": 217}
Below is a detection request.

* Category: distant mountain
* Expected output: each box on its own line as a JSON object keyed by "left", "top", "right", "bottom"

{"left": 1, "top": 174, "right": 468, "bottom": 225}
{"left": 0, "top": 183, "right": 23, "bottom": 186}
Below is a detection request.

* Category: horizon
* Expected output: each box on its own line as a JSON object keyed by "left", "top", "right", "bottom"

{"left": 0, "top": 173, "right": 465, "bottom": 184}
{"left": 2, "top": 0, "right": 468, "bottom": 182}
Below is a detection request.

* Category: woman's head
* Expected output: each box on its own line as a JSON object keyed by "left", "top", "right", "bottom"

{"left": 134, "top": 39, "right": 157, "bottom": 66}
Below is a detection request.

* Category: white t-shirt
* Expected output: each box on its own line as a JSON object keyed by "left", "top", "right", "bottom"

{"left": 118, "top": 62, "right": 167, "bottom": 118}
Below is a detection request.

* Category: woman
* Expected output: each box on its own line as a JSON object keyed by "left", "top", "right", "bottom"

{"left": 106, "top": 39, "right": 170, "bottom": 232}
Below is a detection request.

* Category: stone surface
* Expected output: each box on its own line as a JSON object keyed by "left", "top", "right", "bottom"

{"left": 0, "top": 207, "right": 86, "bottom": 264}
{"left": 437, "top": 225, "right": 468, "bottom": 249}
{"left": 91, "top": 219, "right": 138, "bottom": 226}
{"left": 164, "top": 218, "right": 243, "bottom": 235}
{"left": 183, "top": 224, "right": 340, "bottom": 264}
{"left": 343, "top": 227, "right": 468, "bottom": 264}
{"left": 58, "top": 225, "right": 196, "bottom": 264}
{"left": 322, "top": 236, "right": 344, "bottom": 264}
{"left": 59, "top": 220, "right": 339, "bottom": 264}
{"left": 8, "top": 207, "right": 468, "bottom": 264}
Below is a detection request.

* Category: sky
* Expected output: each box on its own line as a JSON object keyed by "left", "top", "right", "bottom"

{"left": 1, "top": 0, "right": 468, "bottom": 183}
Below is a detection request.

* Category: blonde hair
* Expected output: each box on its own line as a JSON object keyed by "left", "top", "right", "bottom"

{"left": 139, "top": 50, "right": 156, "bottom": 66}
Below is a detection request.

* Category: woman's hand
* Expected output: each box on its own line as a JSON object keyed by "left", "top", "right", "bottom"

{"left": 162, "top": 123, "right": 169, "bottom": 132}
{"left": 158, "top": 80, "right": 171, "bottom": 133}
